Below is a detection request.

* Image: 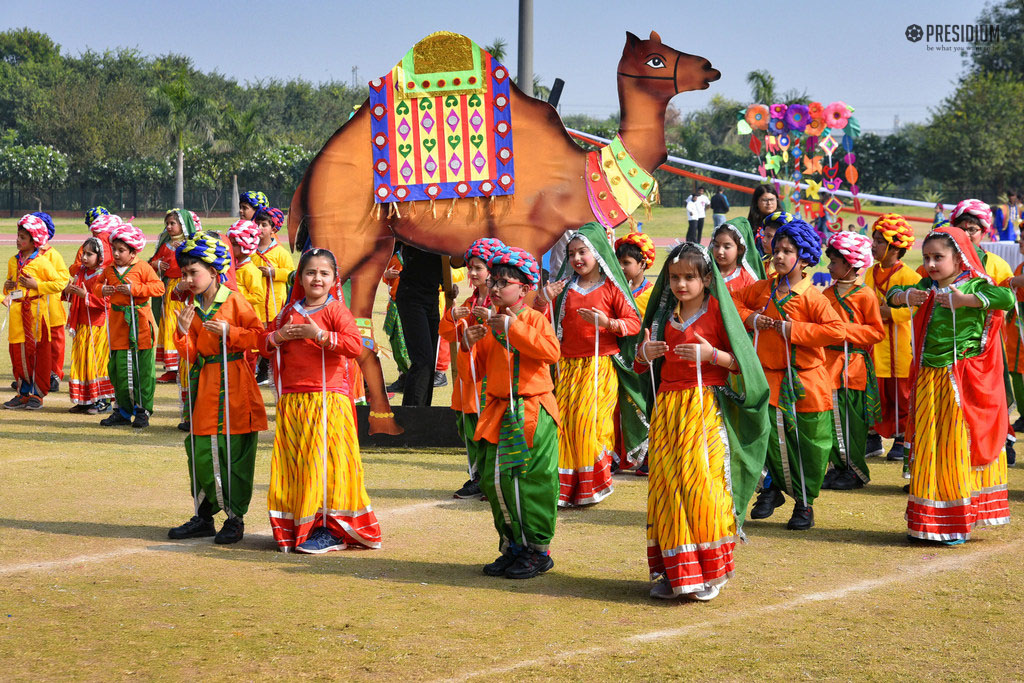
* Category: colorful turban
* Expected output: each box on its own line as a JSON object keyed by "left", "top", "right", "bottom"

{"left": 30, "top": 211, "right": 56, "bottom": 239}
{"left": 488, "top": 245, "right": 540, "bottom": 288}
{"left": 17, "top": 214, "right": 49, "bottom": 249}
{"left": 240, "top": 191, "right": 269, "bottom": 210}
{"left": 89, "top": 213, "right": 122, "bottom": 236}
{"left": 756, "top": 210, "right": 795, "bottom": 252}
{"left": 614, "top": 231, "right": 656, "bottom": 269}
{"left": 464, "top": 237, "right": 506, "bottom": 264}
{"left": 84, "top": 206, "right": 110, "bottom": 227}
{"left": 933, "top": 218, "right": 951, "bottom": 230}
{"left": 176, "top": 231, "right": 232, "bottom": 279}
{"left": 951, "top": 199, "right": 993, "bottom": 235}
{"left": 253, "top": 206, "right": 285, "bottom": 232}
{"left": 871, "top": 213, "right": 915, "bottom": 250}
{"left": 109, "top": 223, "right": 147, "bottom": 252}
{"left": 771, "top": 215, "right": 822, "bottom": 266}
{"left": 228, "top": 219, "right": 261, "bottom": 256}
{"left": 827, "top": 231, "right": 873, "bottom": 270}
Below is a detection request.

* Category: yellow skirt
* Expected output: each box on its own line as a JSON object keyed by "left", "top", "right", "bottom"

{"left": 155, "top": 280, "right": 184, "bottom": 371}
{"left": 556, "top": 355, "right": 617, "bottom": 506}
{"left": 268, "top": 391, "right": 381, "bottom": 551}
{"left": 907, "top": 365, "right": 1009, "bottom": 541}
{"left": 68, "top": 323, "right": 114, "bottom": 405}
{"left": 647, "top": 387, "right": 736, "bottom": 594}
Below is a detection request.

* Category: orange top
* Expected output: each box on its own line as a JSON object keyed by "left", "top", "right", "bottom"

{"left": 439, "top": 290, "right": 490, "bottom": 413}
{"left": 723, "top": 267, "right": 757, "bottom": 294}
{"left": 382, "top": 253, "right": 402, "bottom": 300}
{"left": 558, "top": 277, "right": 641, "bottom": 358}
{"left": 173, "top": 286, "right": 268, "bottom": 436}
{"left": 470, "top": 307, "right": 561, "bottom": 446}
{"left": 91, "top": 260, "right": 165, "bottom": 351}
{"left": 258, "top": 297, "right": 364, "bottom": 396}
{"left": 733, "top": 275, "right": 846, "bottom": 412}
{"left": 822, "top": 283, "right": 885, "bottom": 391}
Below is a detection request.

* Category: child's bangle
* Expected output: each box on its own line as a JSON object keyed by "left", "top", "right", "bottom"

{"left": 712, "top": 348, "right": 719, "bottom": 366}
{"left": 637, "top": 341, "right": 650, "bottom": 364}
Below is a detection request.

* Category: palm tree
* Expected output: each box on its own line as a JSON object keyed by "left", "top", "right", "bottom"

{"left": 485, "top": 38, "right": 508, "bottom": 62}
{"left": 149, "top": 69, "right": 219, "bottom": 208}
{"left": 217, "top": 103, "right": 266, "bottom": 217}
{"left": 746, "top": 69, "right": 777, "bottom": 105}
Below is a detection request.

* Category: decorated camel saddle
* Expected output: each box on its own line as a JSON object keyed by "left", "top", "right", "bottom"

{"left": 370, "top": 31, "right": 515, "bottom": 206}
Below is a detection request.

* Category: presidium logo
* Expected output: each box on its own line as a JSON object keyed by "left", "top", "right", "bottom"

{"left": 906, "top": 23, "right": 1000, "bottom": 51}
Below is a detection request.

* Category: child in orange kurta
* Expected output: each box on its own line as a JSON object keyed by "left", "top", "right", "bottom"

{"left": 93, "top": 223, "right": 165, "bottom": 428}
{"left": 734, "top": 215, "right": 845, "bottom": 530}
{"left": 465, "top": 246, "right": 561, "bottom": 580}
{"left": 168, "top": 232, "right": 267, "bottom": 546}
{"left": 820, "top": 233, "right": 885, "bottom": 491}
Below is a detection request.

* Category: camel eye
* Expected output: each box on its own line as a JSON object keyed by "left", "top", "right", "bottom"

{"left": 645, "top": 56, "right": 666, "bottom": 69}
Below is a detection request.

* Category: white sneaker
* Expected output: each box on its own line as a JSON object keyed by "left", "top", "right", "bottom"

{"left": 649, "top": 577, "right": 679, "bottom": 600}
{"left": 688, "top": 583, "right": 722, "bottom": 602}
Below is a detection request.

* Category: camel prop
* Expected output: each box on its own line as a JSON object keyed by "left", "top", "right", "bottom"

{"left": 287, "top": 30, "right": 720, "bottom": 435}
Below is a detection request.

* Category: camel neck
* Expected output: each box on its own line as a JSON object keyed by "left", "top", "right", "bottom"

{"left": 617, "top": 85, "right": 668, "bottom": 172}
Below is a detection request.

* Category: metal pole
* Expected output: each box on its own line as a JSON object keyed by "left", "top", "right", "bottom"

{"left": 517, "top": 0, "right": 534, "bottom": 97}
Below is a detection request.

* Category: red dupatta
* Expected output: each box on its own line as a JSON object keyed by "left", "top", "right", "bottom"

{"left": 908, "top": 227, "right": 1006, "bottom": 467}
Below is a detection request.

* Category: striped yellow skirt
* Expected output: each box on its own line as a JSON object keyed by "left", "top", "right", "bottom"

{"left": 906, "top": 366, "right": 1009, "bottom": 541}
{"left": 155, "top": 280, "right": 184, "bottom": 371}
{"left": 268, "top": 391, "right": 381, "bottom": 551}
{"left": 556, "top": 354, "right": 617, "bottom": 507}
{"left": 68, "top": 323, "right": 114, "bottom": 405}
{"left": 647, "top": 387, "right": 736, "bottom": 595}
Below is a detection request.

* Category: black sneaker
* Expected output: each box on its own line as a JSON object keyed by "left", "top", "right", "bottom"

{"left": 1014, "top": 416, "right": 1024, "bottom": 433}
{"left": 821, "top": 468, "right": 839, "bottom": 490}
{"left": 433, "top": 371, "right": 448, "bottom": 387}
{"left": 454, "top": 479, "right": 482, "bottom": 499}
{"left": 749, "top": 487, "right": 785, "bottom": 519}
{"left": 177, "top": 421, "right": 191, "bottom": 433}
{"left": 865, "top": 433, "right": 884, "bottom": 458}
{"left": 886, "top": 441, "right": 905, "bottom": 462}
{"left": 23, "top": 396, "right": 42, "bottom": 410}
{"left": 831, "top": 469, "right": 864, "bottom": 490}
{"left": 3, "top": 395, "right": 26, "bottom": 410}
{"left": 215, "top": 517, "right": 245, "bottom": 545}
{"left": 132, "top": 413, "right": 150, "bottom": 429}
{"left": 168, "top": 515, "right": 216, "bottom": 539}
{"left": 786, "top": 502, "right": 815, "bottom": 530}
{"left": 483, "top": 550, "right": 519, "bottom": 576}
{"left": 902, "top": 484, "right": 910, "bottom": 493}
{"left": 386, "top": 374, "right": 407, "bottom": 393}
{"left": 505, "top": 549, "right": 554, "bottom": 579}
{"left": 1007, "top": 440, "right": 1016, "bottom": 467}
{"left": 255, "top": 359, "right": 270, "bottom": 386}
{"left": 49, "top": 374, "right": 59, "bottom": 393}
{"left": 100, "top": 411, "right": 133, "bottom": 427}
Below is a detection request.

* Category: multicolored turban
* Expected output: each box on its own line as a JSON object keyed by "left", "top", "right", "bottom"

{"left": 771, "top": 214, "right": 822, "bottom": 266}
{"left": 175, "top": 231, "right": 232, "bottom": 280}
{"left": 17, "top": 214, "right": 49, "bottom": 249}
{"left": 951, "top": 199, "right": 993, "bottom": 236}
{"left": 227, "top": 220, "right": 261, "bottom": 256}
{"left": 463, "top": 237, "right": 506, "bottom": 264}
{"left": 109, "top": 223, "right": 147, "bottom": 252}
{"left": 871, "top": 213, "right": 915, "bottom": 250}
{"left": 31, "top": 211, "right": 56, "bottom": 240}
{"left": 89, "top": 213, "right": 122, "bottom": 236}
{"left": 239, "top": 191, "right": 269, "bottom": 211}
{"left": 827, "top": 231, "right": 873, "bottom": 270}
{"left": 614, "top": 231, "right": 656, "bottom": 269}
{"left": 253, "top": 206, "right": 285, "bottom": 232}
{"left": 84, "top": 206, "right": 110, "bottom": 227}
{"left": 756, "top": 210, "right": 796, "bottom": 253}
{"left": 488, "top": 245, "right": 540, "bottom": 288}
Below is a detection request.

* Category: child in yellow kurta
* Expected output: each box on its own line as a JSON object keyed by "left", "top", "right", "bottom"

{"left": 734, "top": 213, "right": 845, "bottom": 530}
{"left": 29, "top": 213, "right": 70, "bottom": 391}
{"left": 169, "top": 232, "right": 268, "bottom": 546}
{"left": 3, "top": 215, "right": 68, "bottom": 409}
{"left": 93, "top": 224, "right": 165, "bottom": 428}
{"left": 251, "top": 207, "right": 293, "bottom": 385}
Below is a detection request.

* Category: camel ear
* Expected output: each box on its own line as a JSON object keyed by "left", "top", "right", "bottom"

{"left": 649, "top": 30, "right": 662, "bottom": 43}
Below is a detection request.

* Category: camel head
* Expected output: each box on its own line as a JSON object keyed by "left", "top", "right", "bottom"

{"left": 617, "top": 30, "right": 720, "bottom": 99}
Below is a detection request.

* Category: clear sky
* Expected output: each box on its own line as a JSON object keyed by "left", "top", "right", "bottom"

{"left": 1, "top": 0, "right": 992, "bottom": 133}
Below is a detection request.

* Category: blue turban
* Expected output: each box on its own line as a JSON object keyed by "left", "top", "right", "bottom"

{"left": 771, "top": 215, "right": 822, "bottom": 267}
{"left": 32, "top": 211, "right": 56, "bottom": 240}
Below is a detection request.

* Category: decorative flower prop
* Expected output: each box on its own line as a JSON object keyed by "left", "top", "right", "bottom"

{"left": 769, "top": 118, "right": 786, "bottom": 133}
{"left": 823, "top": 102, "right": 851, "bottom": 130}
{"left": 808, "top": 102, "right": 824, "bottom": 118}
{"left": 784, "top": 104, "right": 809, "bottom": 132}
{"left": 745, "top": 105, "right": 770, "bottom": 131}
{"left": 769, "top": 103, "right": 788, "bottom": 119}
{"left": 805, "top": 117, "right": 826, "bottom": 137}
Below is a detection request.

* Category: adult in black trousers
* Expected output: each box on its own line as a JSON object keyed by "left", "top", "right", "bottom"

{"left": 395, "top": 245, "right": 442, "bottom": 406}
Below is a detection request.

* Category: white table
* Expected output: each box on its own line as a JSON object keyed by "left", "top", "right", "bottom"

{"left": 982, "top": 241, "right": 1023, "bottom": 271}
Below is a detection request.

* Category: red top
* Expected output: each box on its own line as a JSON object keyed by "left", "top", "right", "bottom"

{"left": 558, "top": 277, "right": 641, "bottom": 357}
{"left": 634, "top": 296, "right": 733, "bottom": 392}
{"left": 259, "top": 297, "right": 364, "bottom": 396}
{"left": 439, "top": 290, "right": 490, "bottom": 413}
{"left": 149, "top": 242, "right": 182, "bottom": 280}
{"left": 66, "top": 264, "right": 107, "bottom": 328}
{"left": 723, "top": 267, "right": 757, "bottom": 294}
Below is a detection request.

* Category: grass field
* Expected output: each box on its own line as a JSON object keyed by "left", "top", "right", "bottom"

{"left": 3, "top": 209, "right": 1024, "bottom": 681}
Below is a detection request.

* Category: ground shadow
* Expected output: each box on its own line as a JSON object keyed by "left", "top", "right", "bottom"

{"left": 742, "top": 520, "right": 904, "bottom": 547}
{"left": 831, "top": 483, "right": 909, "bottom": 498}
{"left": 0, "top": 517, "right": 171, "bottom": 541}
{"left": 366, "top": 456, "right": 466, "bottom": 473}
{"left": 558, "top": 506, "right": 647, "bottom": 528}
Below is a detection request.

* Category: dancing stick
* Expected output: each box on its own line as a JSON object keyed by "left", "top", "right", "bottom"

{"left": 843, "top": 340, "right": 852, "bottom": 471}
{"left": 320, "top": 333, "right": 329, "bottom": 530}
{"left": 503, "top": 315, "right": 528, "bottom": 548}
{"left": 694, "top": 344, "right": 710, "bottom": 469}
{"left": 784, "top": 336, "right": 809, "bottom": 506}
{"left": 127, "top": 283, "right": 140, "bottom": 414}
{"left": 220, "top": 324, "right": 233, "bottom": 517}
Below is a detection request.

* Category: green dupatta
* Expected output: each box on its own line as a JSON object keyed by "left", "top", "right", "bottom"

{"left": 153, "top": 210, "right": 201, "bottom": 321}
{"left": 553, "top": 222, "right": 650, "bottom": 466}
{"left": 640, "top": 243, "right": 770, "bottom": 528}
{"left": 720, "top": 217, "right": 765, "bottom": 280}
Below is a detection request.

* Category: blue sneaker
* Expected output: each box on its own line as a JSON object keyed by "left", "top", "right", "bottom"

{"left": 295, "top": 527, "right": 347, "bottom": 554}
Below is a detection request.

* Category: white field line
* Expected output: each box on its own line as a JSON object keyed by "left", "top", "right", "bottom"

{"left": 443, "top": 539, "right": 1020, "bottom": 682}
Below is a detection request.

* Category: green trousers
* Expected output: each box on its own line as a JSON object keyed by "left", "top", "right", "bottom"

{"left": 478, "top": 407, "right": 559, "bottom": 553}
{"left": 829, "top": 389, "right": 870, "bottom": 483}
{"left": 456, "top": 411, "right": 486, "bottom": 479}
{"left": 185, "top": 432, "right": 258, "bottom": 518}
{"left": 1011, "top": 372, "right": 1024, "bottom": 415}
{"left": 767, "top": 406, "right": 832, "bottom": 506}
{"left": 383, "top": 300, "right": 411, "bottom": 375}
{"left": 109, "top": 347, "right": 155, "bottom": 418}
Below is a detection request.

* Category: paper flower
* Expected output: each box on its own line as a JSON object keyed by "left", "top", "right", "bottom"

{"left": 745, "top": 105, "right": 770, "bottom": 131}
{"left": 823, "top": 102, "right": 851, "bottom": 130}
{"left": 784, "top": 104, "right": 810, "bottom": 132}
{"left": 769, "top": 118, "right": 786, "bottom": 133}
{"left": 770, "top": 103, "right": 788, "bottom": 119}
{"left": 805, "top": 117, "right": 826, "bottom": 137}
{"left": 808, "top": 102, "right": 824, "bottom": 118}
